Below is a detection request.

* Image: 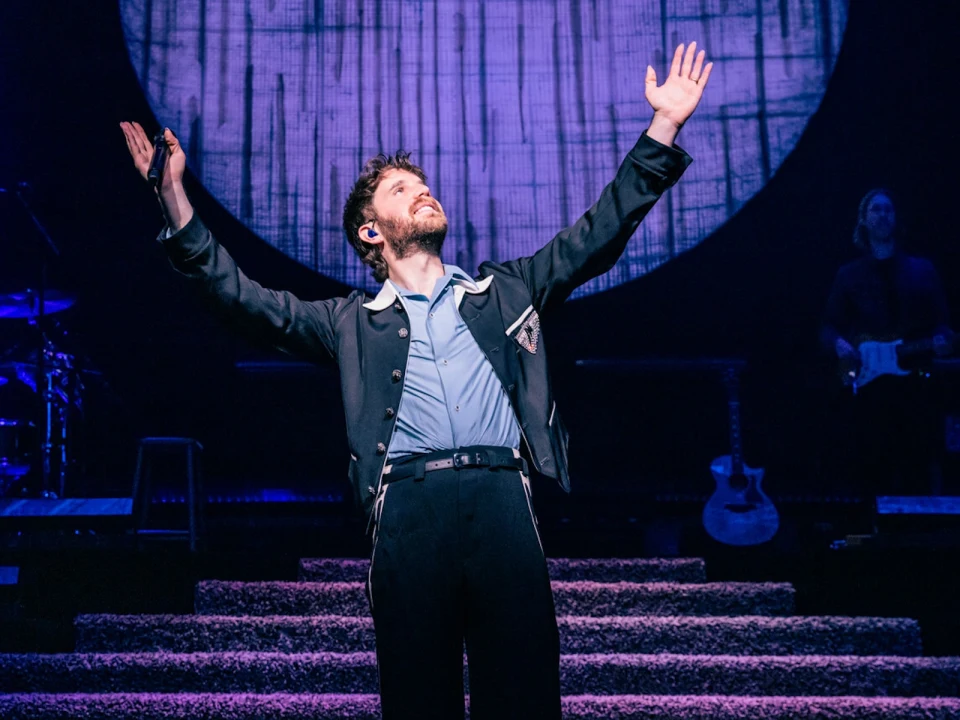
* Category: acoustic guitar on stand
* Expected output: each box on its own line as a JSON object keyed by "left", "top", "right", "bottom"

{"left": 702, "top": 367, "right": 779, "bottom": 546}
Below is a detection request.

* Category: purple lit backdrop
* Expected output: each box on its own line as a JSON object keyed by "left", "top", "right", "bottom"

{"left": 120, "top": 0, "right": 846, "bottom": 297}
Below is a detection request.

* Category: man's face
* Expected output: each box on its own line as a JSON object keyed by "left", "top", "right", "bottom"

{"left": 368, "top": 169, "right": 448, "bottom": 259}
{"left": 865, "top": 194, "right": 895, "bottom": 242}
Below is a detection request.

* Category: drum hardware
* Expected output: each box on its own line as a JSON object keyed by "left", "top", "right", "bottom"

{"left": 0, "top": 182, "right": 90, "bottom": 499}
{"left": 0, "top": 289, "right": 76, "bottom": 319}
{"left": 0, "top": 340, "right": 94, "bottom": 499}
{"left": 0, "top": 418, "right": 36, "bottom": 497}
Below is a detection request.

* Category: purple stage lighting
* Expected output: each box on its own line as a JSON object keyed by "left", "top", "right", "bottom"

{"left": 121, "top": 0, "right": 846, "bottom": 297}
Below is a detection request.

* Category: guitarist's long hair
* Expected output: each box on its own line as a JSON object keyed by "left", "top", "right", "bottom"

{"left": 853, "top": 187, "right": 895, "bottom": 251}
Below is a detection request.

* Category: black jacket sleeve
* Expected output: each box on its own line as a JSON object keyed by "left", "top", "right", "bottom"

{"left": 161, "top": 214, "right": 342, "bottom": 361}
{"left": 488, "top": 131, "right": 692, "bottom": 315}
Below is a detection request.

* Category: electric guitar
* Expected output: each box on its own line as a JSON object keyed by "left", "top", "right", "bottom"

{"left": 841, "top": 336, "right": 954, "bottom": 393}
{"left": 702, "top": 368, "right": 779, "bottom": 546}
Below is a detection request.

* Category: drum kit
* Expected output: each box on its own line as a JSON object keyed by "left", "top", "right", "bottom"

{"left": 0, "top": 289, "right": 94, "bottom": 499}
{"left": 0, "top": 184, "right": 98, "bottom": 499}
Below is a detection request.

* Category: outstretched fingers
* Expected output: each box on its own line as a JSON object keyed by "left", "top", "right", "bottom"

{"left": 120, "top": 122, "right": 146, "bottom": 161}
{"left": 690, "top": 50, "right": 706, "bottom": 83}
{"left": 698, "top": 61, "right": 714, "bottom": 88}
{"left": 130, "top": 121, "right": 153, "bottom": 156}
{"left": 119, "top": 122, "right": 137, "bottom": 156}
{"left": 670, "top": 43, "right": 684, "bottom": 78}
{"left": 681, "top": 41, "right": 697, "bottom": 78}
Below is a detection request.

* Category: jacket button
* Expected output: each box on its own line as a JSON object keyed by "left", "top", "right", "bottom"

{"left": 394, "top": 302, "right": 403, "bottom": 312}
{"left": 385, "top": 407, "right": 395, "bottom": 418}
{"left": 398, "top": 328, "right": 408, "bottom": 339}
{"left": 392, "top": 369, "right": 402, "bottom": 382}
{"left": 376, "top": 442, "right": 387, "bottom": 455}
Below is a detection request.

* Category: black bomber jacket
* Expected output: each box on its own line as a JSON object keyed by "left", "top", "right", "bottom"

{"left": 161, "top": 132, "right": 692, "bottom": 528}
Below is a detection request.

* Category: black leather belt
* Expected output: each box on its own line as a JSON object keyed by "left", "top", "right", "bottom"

{"left": 383, "top": 446, "right": 526, "bottom": 484}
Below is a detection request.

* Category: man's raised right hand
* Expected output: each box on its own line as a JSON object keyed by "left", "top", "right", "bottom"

{"left": 120, "top": 122, "right": 186, "bottom": 190}
{"left": 120, "top": 121, "right": 194, "bottom": 231}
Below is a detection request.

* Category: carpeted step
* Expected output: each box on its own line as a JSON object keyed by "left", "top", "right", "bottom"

{"left": 4, "top": 693, "right": 960, "bottom": 720}
{"left": 3, "top": 694, "right": 960, "bottom": 720}
{"left": 3, "top": 652, "right": 959, "bottom": 696}
{"left": 299, "top": 557, "right": 708, "bottom": 583}
{"left": 75, "top": 613, "right": 923, "bottom": 657}
{"left": 194, "top": 581, "right": 795, "bottom": 617}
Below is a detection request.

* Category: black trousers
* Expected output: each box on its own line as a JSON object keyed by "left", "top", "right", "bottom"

{"left": 366, "top": 449, "right": 561, "bottom": 720}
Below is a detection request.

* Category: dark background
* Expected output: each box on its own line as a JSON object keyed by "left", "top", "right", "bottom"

{"left": 0, "top": 0, "right": 958, "bottom": 511}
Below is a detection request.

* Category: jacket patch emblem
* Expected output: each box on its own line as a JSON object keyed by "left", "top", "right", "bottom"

{"left": 514, "top": 311, "right": 541, "bottom": 354}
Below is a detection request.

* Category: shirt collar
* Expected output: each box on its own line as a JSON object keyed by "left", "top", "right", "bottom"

{"left": 362, "top": 264, "right": 494, "bottom": 311}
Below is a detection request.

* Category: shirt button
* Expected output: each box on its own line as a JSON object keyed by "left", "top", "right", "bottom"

{"left": 429, "top": 312, "right": 435, "bottom": 319}
{"left": 376, "top": 443, "right": 387, "bottom": 455}
{"left": 455, "top": 405, "right": 460, "bottom": 412}
{"left": 392, "top": 369, "right": 402, "bottom": 382}
{"left": 442, "top": 359, "right": 448, "bottom": 366}
{"left": 398, "top": 328, "right": 408, "bottom": 339}
{"left": 385, "top": 407, "right": 395, "bottom": 418}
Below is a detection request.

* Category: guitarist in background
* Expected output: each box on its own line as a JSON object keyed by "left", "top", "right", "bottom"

{"left": 821, "top": 188, "right": 953, "bottom": 496}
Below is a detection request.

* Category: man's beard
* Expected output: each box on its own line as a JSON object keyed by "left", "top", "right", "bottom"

{"left": 377, "top": 213, "right": 448, "bottom": 259}
{"left": 870, "top": 235, "right": 895, "bottom": 259}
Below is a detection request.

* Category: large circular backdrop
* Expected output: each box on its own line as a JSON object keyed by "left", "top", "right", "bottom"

{"left": 121, "top": 0, "right": 847, "bottom": 298}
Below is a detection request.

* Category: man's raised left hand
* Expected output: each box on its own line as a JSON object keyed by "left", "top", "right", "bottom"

{"left": 644, "top": 42, "right": 713, "bottom": 145}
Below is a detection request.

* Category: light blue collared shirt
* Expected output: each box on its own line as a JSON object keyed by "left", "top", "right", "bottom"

{"left": 385, "top": 265, "right": 521, "bottom": 459}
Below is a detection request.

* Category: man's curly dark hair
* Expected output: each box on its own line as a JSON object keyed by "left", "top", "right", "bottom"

{"left": 343, "top": 151, "right": 428, "bottom": 283}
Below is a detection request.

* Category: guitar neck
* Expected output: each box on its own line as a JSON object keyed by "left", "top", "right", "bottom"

{"left": 898, "top": 337, "right": 936, "bottom": 357}
{"left": 729, "top": 399, "right": 744, "bottom": 474}
{"left": 723, "top": 368, "right": 745, "bottom": 475}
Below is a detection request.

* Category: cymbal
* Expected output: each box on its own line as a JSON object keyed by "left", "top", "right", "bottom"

{"left": 0, "top": 289, "right": 76, "bottom": 319}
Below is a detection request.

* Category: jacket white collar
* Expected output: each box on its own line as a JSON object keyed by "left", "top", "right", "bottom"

{"left": 362, "top": 265, "right": 494, "bottom": 311}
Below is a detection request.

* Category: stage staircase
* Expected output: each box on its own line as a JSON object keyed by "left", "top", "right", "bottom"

{"left": 2, "top": 556, "right": 959, "bottom": 718}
